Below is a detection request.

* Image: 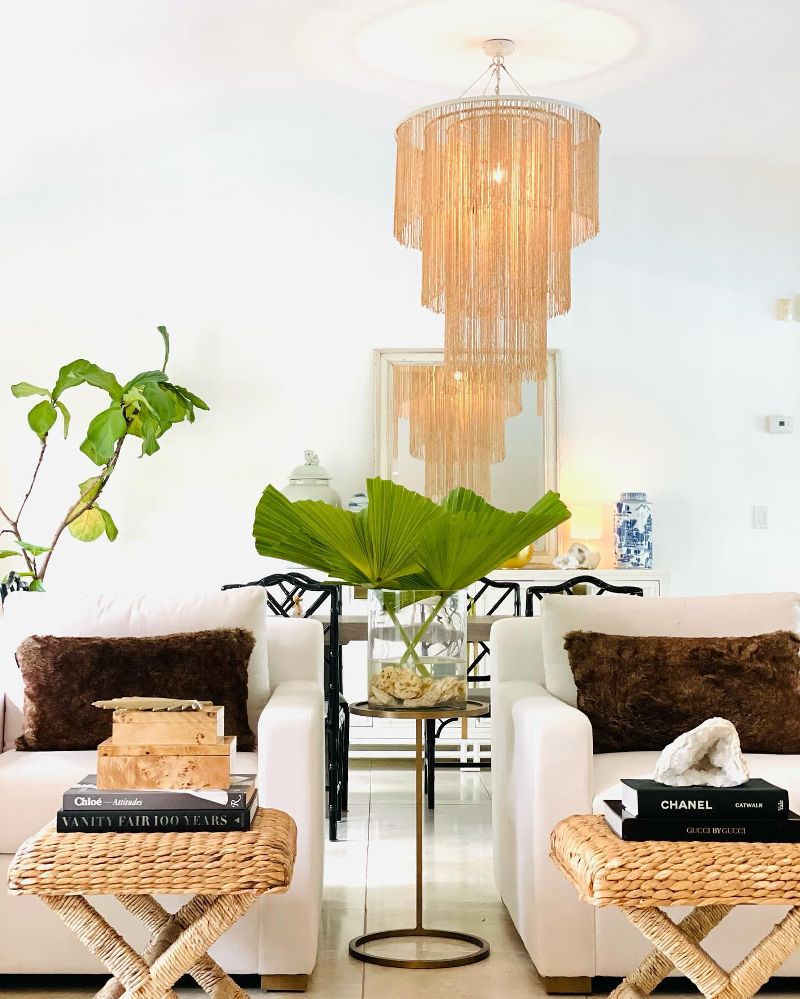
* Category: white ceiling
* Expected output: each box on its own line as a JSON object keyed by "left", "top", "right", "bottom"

{"left": 1, "top": 0, "right": 799, "bottom": 198}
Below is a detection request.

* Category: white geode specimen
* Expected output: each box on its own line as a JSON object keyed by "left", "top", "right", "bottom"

{"left": 653, "top": 717, "right": 749, "bottom": 788}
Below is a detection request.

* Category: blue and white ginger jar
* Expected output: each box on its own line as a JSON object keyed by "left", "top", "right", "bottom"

{"left": 614, "top": 492, "right": 653, "bottom": 569}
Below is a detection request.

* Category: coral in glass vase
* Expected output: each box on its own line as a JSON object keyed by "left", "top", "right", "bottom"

{"left": 368, "top": 589, "right": 467, "bottom": 710}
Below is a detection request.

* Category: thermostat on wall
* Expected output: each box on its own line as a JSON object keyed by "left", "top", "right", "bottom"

{"left": 767, "top": 415, "right": 794, "bottom": 434}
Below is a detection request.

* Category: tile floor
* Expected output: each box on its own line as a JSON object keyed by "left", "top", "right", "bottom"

{"left": 9, "top": 763, "right": 797, "bottom": 998}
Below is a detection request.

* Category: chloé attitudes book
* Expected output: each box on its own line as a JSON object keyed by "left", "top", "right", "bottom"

{"left": 62, "top": 774, "right": 257, "bottom": 812}
{"left": 620, "top": 778, "right": 789, "bottom": 819}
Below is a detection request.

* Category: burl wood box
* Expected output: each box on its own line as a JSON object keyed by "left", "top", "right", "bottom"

{"left": 111, "top": 705, "right": 224, "bottom": 746}
{"left": 96, "top": 735, "right": 236, "bottom": 790}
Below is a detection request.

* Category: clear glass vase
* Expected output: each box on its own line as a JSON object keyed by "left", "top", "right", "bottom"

{"left": 367, "top": 589, "right": 468, "bottom": 711}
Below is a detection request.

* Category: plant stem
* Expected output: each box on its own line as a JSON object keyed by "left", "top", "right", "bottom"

{"left": 0, "top": 494, "right": 36, "bottom": 578}
{"left": 38, "top": 435, "right": 125, "bottom": 583}
{"left": 0, "top": 433, "right": 57, "bottom": 579}
{"left": 15, "top": 438, "right": 47, "bottom": 524}
{"left": 0, "top": 519, "right": 34, "bottom": 575}
{"left": 397, "top": 592, "right": 449, "bottom": 673}
{"left": 384, "top": 600, "right": 428, "bottom": 675}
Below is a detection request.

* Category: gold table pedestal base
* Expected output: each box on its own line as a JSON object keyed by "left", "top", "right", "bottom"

{"left": 349, "top": 926, "right": 490, "bottom": 970}
{"left": 348, "top": 702, "right": 491, "bottom": 972}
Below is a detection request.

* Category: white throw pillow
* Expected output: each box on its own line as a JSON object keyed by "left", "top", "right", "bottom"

{"left": 0, "top": 588, "right": 269, "bottom": 751}
{"left": 541, "top": 591, "right": 800, "bottom": 707}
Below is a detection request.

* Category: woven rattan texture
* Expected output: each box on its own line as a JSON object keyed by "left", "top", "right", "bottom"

{"left": 8, "top": 807, "right": 296, "bottom": 897}
{"left": 551, "top": 815, "right": 800, "bottom": 909}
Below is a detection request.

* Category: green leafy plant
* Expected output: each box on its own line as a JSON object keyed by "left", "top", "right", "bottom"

{"left": 0, "top": 326, "right": 209, "bottom": 588}
{"left": 253, "top": 477, "right": 571, "bottom": 669}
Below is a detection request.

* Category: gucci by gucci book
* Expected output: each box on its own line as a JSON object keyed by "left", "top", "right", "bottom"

{"left": 604, "top": 799, "right": 800, "bottom": 842}
{"left": 620, "top": 778, "right": 789, "bottom": 819}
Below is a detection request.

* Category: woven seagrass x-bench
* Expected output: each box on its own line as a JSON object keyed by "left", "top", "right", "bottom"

{"left": 551, "top": 814, "right": 800, "bottom": 999}
{"left": 7, "top": 807, "right": 296, "bottom": 999}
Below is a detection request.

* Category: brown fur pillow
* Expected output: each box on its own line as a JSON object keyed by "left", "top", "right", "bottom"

{"left": 15, "top": 629, "right": 256, "bottom": 752}
{"left": 563, "top": 630, "right": 800, "bottom": 754}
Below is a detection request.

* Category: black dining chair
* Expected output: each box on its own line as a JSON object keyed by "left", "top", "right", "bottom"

{"left": 524, "top": 573, "right": 645, "bottom": 615}
{"left": 424, "top": 577, "right": 521, "bottom": 810}
{"left": 223, "top": 572, "right": 347, "bottom": 841}
{"left": 0, "top": 571, "right": 29, "bottom": 605}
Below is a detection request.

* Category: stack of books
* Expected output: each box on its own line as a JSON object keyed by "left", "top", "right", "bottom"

{"left": 57, "top": 774, "right": 258, "bottom": 833}
{"left": 603, "top": 778, "right": 800, "bottom": 842}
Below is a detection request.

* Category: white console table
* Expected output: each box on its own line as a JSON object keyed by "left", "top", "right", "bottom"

{"left": 344, "top": 568, "right": 668, "bottom": 759}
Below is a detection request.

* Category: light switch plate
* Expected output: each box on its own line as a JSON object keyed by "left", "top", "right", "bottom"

{"left": 752, "top": 506, "right": 769, "bottom": 529}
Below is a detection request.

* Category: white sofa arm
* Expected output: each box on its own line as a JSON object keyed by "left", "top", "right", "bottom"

{"left": 491, "top": 617, "right": 545, "bottom": 685}
{"left": 491, "top": 676, "right": 544, "bottom": 896}
{"left": 264, "top": 617, "right": 324, "bottom": 687}
{"left": 494, "top": 683, "right": 596, "bottom": 978}
{"left": 256, "top": 680, "right": 325, "bottom": 976}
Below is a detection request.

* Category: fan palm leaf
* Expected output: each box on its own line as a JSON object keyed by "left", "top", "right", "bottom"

{"left": 253, "top": 478, "right": 570, "bottom": 590}
{"left": 397, "top": 491, "right": 571, "bottom": 591}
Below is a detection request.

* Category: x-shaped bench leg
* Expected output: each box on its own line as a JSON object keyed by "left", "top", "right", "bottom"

{"left": 613, "top": 904, "right": 800, "bottom": 999}
{"left": 43, "top": 892, "right": 256, "bottom": 999}
{"left": 94, "top": 894, "right": 250, "bottom": 999}
{"left": 610, "top": 904, "right": 731, "bottom": 999}
{"left": 728, "top": 905, "right": 800, "bottom": 999}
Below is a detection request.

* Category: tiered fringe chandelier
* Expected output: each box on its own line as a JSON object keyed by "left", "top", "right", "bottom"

{"left": 391, "top": 39, "right": 600, "bottom": 500}
{"left": 394, "top": 39, "right": 601, "bottom": 384}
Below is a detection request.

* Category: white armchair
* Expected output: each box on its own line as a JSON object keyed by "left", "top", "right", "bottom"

{"left": 491, "top": 593, "right": 800, "bottom": 991}
{"left": 0, "top": 588, "right": 324, "bottom": 992}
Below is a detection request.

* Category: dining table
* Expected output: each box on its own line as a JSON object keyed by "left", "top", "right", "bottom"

{"left": 318, "top": 614, "right": 497, "bottom": 645}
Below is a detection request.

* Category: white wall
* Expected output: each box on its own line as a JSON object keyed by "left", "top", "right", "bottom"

{"left": 556, "top": 153, "right": 800, "bottom": 594}
{"left": 1, "top": 89, "right": 798, "bottom": 596}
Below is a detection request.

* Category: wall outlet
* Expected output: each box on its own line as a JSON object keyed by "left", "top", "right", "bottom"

{"left": 752, "top": 506, "right": 769, "bottom": 529}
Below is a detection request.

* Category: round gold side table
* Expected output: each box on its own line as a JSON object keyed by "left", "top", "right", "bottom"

{"left": 348, "top": 699, "right": 491, "bottom": 969}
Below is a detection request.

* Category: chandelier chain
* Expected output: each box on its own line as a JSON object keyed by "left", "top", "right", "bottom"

{"left": 458, "top": 56, "right": 531, "bottom": 100}
{"left": 457, "top": 63, "right": 495, "bottom": 99}
{"left": 492, "top": 56, "right": 503, "bottom": 95}
{"left": 498, "top": 62, "right": 530, "bottom": 96}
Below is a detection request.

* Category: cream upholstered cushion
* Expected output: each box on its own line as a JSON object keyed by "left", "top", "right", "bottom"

{"left": 541, "top": 591, "right": 800, "bottom": 706}
{"left": 0, "top": 589, "right": 269, "bottom": 752}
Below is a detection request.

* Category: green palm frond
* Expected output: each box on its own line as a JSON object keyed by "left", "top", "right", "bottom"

{"left": 253, "top": 485, "right": 341, "bottom": 574}
{"left": 405, "top": 490, "right": 572, "bottom": 591}
{"left": 253, "top": 478, "right": 571, "bottom": 590}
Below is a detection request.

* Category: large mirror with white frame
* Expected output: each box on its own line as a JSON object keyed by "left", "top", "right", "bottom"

{"left": 373, "top": 347, "right": 561, "bottom": 566}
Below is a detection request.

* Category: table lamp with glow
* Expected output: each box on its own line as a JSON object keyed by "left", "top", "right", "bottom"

{"left": 567, "top": 504, "right": 603, "bottom": 570}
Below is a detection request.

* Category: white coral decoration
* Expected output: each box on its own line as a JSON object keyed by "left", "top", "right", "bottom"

{"left": 653, "top": 717, "right": 749, "bottom": 788}
{"left": 552, "top": 542, "right": 600, "bottom": 571}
